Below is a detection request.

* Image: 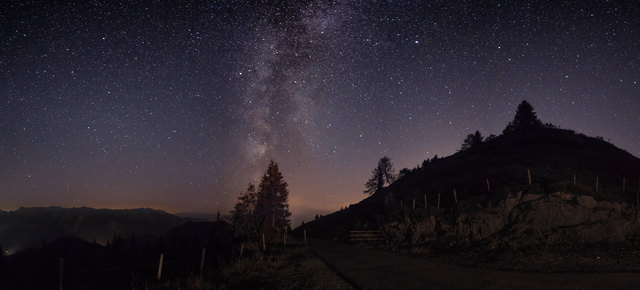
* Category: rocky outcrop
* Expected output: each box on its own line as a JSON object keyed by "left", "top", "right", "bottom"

{"left": 382, "top": 192, "right": 640, "bottom": 249}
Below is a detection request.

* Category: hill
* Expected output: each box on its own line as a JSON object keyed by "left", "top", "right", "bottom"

{"left": 0, "top": 206, "right": 195, "bottom": 253}
{"left": 296, "top": 125, "right": 640, "bottom": 239}
{"left": 293, "top": 102, "right": 640, "bottom": 271}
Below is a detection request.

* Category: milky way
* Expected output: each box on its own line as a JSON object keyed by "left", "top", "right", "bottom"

{"left": 1, "top": 1, "right": 639, "bottom": 222}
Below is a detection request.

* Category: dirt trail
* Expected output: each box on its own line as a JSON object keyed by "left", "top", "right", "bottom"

{"left": 309, "top": 239, "right": 640, "bottom": 289}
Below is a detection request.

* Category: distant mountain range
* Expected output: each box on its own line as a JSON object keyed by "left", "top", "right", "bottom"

{"left": 0, "top": 206, "right": 199, "bottom": 253}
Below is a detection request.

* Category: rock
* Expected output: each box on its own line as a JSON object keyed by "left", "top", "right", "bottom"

{"left": 521, "top": 193, "right": 544, "bottom": 202}
{"left": 551, "top": 191, "right": 575, "bottom": 201}
{"left": 382, "top": 192, "right": 639, "bottom": 249}
{"left": 576, "top": 195, "right": 597, "bottom": 209}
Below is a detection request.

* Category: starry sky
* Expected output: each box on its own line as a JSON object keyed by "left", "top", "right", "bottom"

{"left": 1, "top": 1, "right": 639, "bottom": 222}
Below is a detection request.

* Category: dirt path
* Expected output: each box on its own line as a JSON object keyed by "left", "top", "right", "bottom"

{"left": 309, "top": 239, "right": 640, "bottom": 289}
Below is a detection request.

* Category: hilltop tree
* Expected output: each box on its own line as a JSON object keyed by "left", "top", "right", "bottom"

{"left": 364, "top": 156, "right": 397, "bottom": 195}
{"left": 503, "top": 100, "right": 543, "bottom": 134}
{"left": 460, "top": 130, "right": 484, "bottom": 151}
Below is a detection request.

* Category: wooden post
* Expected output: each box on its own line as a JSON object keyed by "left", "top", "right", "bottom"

{"left": 486, "top": 179, "right": 491, "bottom": 193}
{"left": 240, "top": 243, "right": 244, "bottom": 258}
{"left": 304, "top": 229, "right": 307, "bottom": 246}
{"left": 262, "top": 233, "right": 266, "bottom": 251}
{"left": 596, "top": 176, "right": 599, "bottom": 193}
{"left": 424, "top": 194, "right": 427, "bottom": 209}
{"left": 157, "top": 253, "right": 164, "bottom": 280}
{"left": 412, "top": 198, "right": 415, "bottom": 210}
{"left": 283, "top": 227, "right": 287, "bottom": 248}
{"left": 573, "top": 174, "right": 576, "bottom": 186}
{"left": 453, "top": 189, "right": 458, "bottom": 204}
{"left": 400, "top": 200, "right": 403, "bottom": 209}
{"left": 199, "top": 248, "right": 206, "bottom": 279}
{"left": 437, "top": 192, "right": 440, "bottom": 208}
{"left": 623, "top": 177, "right": 626, "bottom": 192}
{"left": 527, "top": 169, "right": 532, "bottom": 185}
{"left": 59, "top": 258, "right": 64, "bottom": 290}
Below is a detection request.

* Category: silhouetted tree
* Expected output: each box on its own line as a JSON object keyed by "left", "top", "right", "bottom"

{"left": 230, "top": 183, "right": 257, "bottom": 238}
{"left": 398, "top": 168, "right": 410, "bottom": 179}
{"left": 364, "top": 156, "right": 397, "bottom": 195}
{"left": 460, "top": 130, "right": 484, "bottom": 151}
{"left": 503, "top": 100, "right": 543, "bottom": 133}
{"left": 254, "top": 160, "right": 291, "bottom": 232}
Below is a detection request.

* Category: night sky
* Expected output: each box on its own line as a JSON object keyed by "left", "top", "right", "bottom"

{"left": 1, "top": 1, "right": 639, "bottom": 222}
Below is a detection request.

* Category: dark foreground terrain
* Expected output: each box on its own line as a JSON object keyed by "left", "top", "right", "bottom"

{"left": 310, "top": 239, "right": 640, "bottom": 289}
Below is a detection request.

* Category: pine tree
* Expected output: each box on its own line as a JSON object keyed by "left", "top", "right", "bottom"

{"left": 460, "top": 130, "right": 484, "bottom": 151}
{"left": 230, "top": 183, "right": 257, "bottom": 238}
{"left": 254, "top": 160, "right": 291, "bottom": 232}
{"left": 503, "top": 100, "right": 543, "bottom": 133}
{"left": 364, "top": 156, "right": 397, "bottom": 195}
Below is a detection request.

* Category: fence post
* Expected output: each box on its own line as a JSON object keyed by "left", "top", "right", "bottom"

{"left": 157, "top": 253, "right": 164, "bottom": 280}
{"left": 262, "top": 233, "right": 266, "bottom": 251}
{"left": 240, "top": 243, "right": 244, "bottom": 258}
{"left": 424, "top": 194, "right": 427, "bottom": 209}
{"left": 596, "top": 176, "right": 599, "bottom": 193}
{"left": 437, "top": 192, "right": 441, "bottom": 208}
{"left": 400, "top": 200, "right": 403, "bottom": 209}
{"left": 573, "top": 174, "right": 576, "bottom": 186}
{"left": 412, "top": 198, "right": 415, "bottom": 210}
{"left": 283, "top": 228, "right": 287, "bottom": 248}
{"left": 486, "top": 179, "right": 491, "bottom": 193}
{"left": 59, "top": 258, "right": 64, "bottom": 290}
{"left": 453, "top": 189, "right": 458, "bottom": 204}
{"left": 527, "top": 169, "right": 532, "bottom": 185}
{"left": 199, "top": 248, "right": 206, "bottom": 280}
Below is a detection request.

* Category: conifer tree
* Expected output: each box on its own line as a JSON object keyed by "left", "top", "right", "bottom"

{"left": 230, "top": 160, "right": 292, "bottom": 238}
{"left": 364, "top": 156, "right": 397, "bottom": 195}
{"left": 230, "top": 183, "right": 257, "bottom": 238}
{"left": 254, "top": 160, "right": 291, "bottom": 231}
{"left": 460, "top": 130, "right": 484, "bottom": 150}
{"left": 503, "top": 100, "right": 543, "bottom": 133}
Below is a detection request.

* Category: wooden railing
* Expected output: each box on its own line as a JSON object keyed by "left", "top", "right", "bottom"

{"left": 349, "top": 230, "right": 384, "bottom": 242}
